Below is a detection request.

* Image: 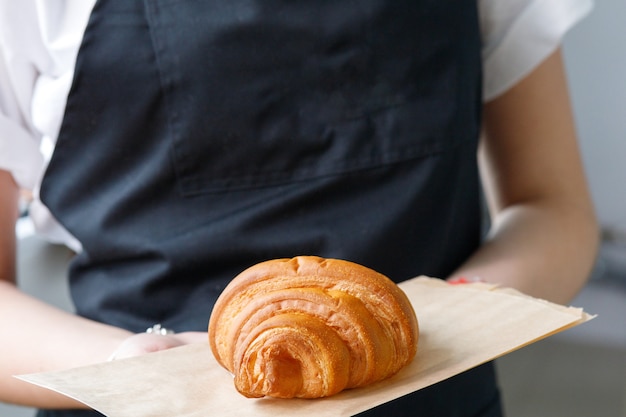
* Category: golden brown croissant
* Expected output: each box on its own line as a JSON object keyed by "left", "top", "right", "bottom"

{"left": 208, "top": 256, "right": 419, "bottom": 399}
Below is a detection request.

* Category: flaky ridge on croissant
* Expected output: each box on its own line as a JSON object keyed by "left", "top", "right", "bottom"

{"left": 208, "top": 256, "right": 419, "bottom": 399}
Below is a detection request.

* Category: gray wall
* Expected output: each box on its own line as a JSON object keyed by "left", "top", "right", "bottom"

{"left": 564, "top": 0, "right": 626, "bottom": 237}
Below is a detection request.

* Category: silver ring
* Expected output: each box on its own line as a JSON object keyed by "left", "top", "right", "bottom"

{"left": 146, "top": 323, "right": 174, "bottom": 335}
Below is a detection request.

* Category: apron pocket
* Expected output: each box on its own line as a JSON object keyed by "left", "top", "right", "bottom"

{"left": 145, "top": 0, "right": 477, "bottom": 195}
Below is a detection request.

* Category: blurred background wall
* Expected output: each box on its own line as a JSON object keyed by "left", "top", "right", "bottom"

{"left": 566, "top": 0, "right": 626, "bottom": 243}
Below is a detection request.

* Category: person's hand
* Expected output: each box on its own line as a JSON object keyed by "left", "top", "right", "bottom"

{"left": 107, "top": 330, "right": 207, "bottom": 361}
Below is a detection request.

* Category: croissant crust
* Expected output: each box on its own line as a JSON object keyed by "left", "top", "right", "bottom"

{"left": 208, "top": 256, "right": 419, "bottom": 399}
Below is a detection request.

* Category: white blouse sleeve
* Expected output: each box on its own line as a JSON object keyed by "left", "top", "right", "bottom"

{"left": 0, "top": 2, "right": 45, "bottom": 189}
{"left": 0, "top": 0, "right": 94, "bottom": 190}
{"left": 480, "top": 0, "right": 594, "bottom": 101}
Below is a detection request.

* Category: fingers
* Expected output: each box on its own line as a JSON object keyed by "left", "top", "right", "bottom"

{"left": 107, "top": 332, "right": 207, "bottom": 361}
{"left": 447, "top": 276, "right": 484, "bottom": 285}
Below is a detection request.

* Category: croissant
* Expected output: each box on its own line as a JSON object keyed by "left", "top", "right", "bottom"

{"left": 208, "top": 256, "right": 419, "bottom": 399}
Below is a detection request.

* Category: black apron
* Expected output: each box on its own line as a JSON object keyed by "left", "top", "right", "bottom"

{"left": 39, "top": 1, "right": 501, "bottom": 416}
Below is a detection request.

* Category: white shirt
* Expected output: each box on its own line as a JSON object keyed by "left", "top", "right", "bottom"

{"left": 0, "top": 0, "right": 593, "bottom": 250}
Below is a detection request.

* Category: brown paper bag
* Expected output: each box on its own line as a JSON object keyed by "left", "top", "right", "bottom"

{"left": 17, "top": 277, "right": 593, "bottom": 416}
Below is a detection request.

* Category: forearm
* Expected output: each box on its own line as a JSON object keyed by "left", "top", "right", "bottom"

{"left": 452, "top": 198, "right": 599, "bottom": 305}
{"left": 0, "top": 170, "right": 132, "bottom": 407}
{"left": 451, "top": 49, "right": 600, "bottom": 305}
{"left": 0, "top": 281, "right": 132, "bottom": 408}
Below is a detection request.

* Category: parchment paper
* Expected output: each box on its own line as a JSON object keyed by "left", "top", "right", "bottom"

{"left": 17, "top": 277, "right": 594, "bottom": 417}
